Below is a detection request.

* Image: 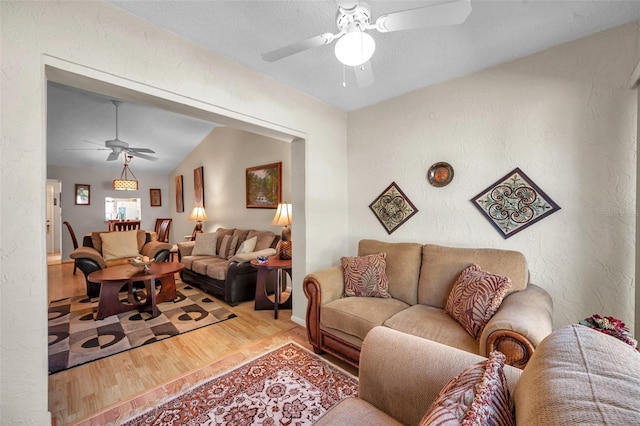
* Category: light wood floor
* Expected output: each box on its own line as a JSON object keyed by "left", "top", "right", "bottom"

{"left": 48, "top": 261, "right": 356, "bottom": 425}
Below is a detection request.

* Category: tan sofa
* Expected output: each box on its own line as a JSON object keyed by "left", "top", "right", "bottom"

{"left": 177, "top": 228, "right": 278, "bottom": 306}
{"left": 303, "top": 239, "right": 553, "bottom": 368}
{"left": 316, "top": 325, "right": 640, "bottom": 425}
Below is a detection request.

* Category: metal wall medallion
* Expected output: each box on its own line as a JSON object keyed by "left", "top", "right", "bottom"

{"left": 428, "top": 162, "right": 454, "bottom": 187}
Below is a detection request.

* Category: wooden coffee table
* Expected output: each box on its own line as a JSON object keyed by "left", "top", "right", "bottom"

{"left": 88, "top": 262, "right": 184, "bottom": 320}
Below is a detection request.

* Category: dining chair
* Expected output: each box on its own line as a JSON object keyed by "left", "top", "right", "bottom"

{"left": 112, "top": 220, "right": 141, "bottom": 231}
{"left": 154, "top": 218, "right": 172, "bottom": 243}
{"left": 63, "top": 221, "right": 79, "bottom": 275}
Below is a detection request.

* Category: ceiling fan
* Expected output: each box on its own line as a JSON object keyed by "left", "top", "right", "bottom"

{"left": 261, "top": 0, "right": 472, "bottom": 88}
{"left": 82, "top": 100, "right": 159, "bottom": 162}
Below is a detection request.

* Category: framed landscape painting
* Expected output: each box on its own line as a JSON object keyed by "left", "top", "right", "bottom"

{"left": 246, "top": 162, "right": 282, "bottom": 209}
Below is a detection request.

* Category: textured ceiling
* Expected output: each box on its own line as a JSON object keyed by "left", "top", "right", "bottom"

{"left": 109, "top": 0, "right": 640, "bottom": 111}
{"left": 49, "top": 1, "right": 640, "bottom": 175}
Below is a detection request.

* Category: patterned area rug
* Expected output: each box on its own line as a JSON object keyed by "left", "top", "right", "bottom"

{"left": 48, "top": 283, "right": 236, "bottom": 374}
{"left": 122, "top": 342, "right": 358, "bottom": 425}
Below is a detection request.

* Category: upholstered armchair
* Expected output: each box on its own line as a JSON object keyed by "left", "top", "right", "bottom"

{"left": 70, "top": 230, "right": 172, "bottom": 297}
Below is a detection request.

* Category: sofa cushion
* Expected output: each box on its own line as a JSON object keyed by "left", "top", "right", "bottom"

{"left": 99, "top": 230, "right": 140, "bottom": 261}
{"left": 341, "top": 253, "right": 390, "bottom": 298}
{"left": 445, "top": 264, "right": 512, "bottom": 339}
{"left": 514, "top": 324, "right": 640, "bottom": 425}
{"left": 205, "top": 258, "right": 231, "bottom": 280}
{"left": 383, "top": 305, "right": 479, "bottom": 355}
{"left": 192, "top": 232, "right": 217, "bottom": 256}
{"left": 315, "top": 397, "right": 403, "bottom": 426}
{"left": 218, "top": 234, "right": 239, "bottom": 259}
{"left": 321, "top": 297, "right": 410, "bottom": 342}
{"left": 419, "top": 245, "right": 527, "bottom": 309}
{"left": 215, "top": 228, "right": 235, "bottom": 253}
{"left": 248, "top": 229, "right": 277, "bottom": 251}
{"left": 232, "top": 229, "right": 250, "bottom": 248}
{"left": 188, "top": 257, "right": 228, "bottom": 280}
{"left": 420, "top": 351, "right": 514, "bottom": 426}
{"left": 358, "top": 240, "right": 423, "bottom": 305}
{"left": 236, "top": 236, "right": 257, "bottom": 255}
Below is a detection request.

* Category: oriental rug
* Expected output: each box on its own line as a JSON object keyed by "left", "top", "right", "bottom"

{"left": 121, "top": 342, "right": 358, "bottom": 425}
{"left": 48, "top": 283, "right": 236, "bottom": 374}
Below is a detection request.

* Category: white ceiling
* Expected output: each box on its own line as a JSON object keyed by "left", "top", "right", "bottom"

{"left": 47, "top": 82, "right": 218, "bottom": 174}
{"left": 108, "top": 0, "right": 640, "bottom": 111}
{"left": 49, "top": 0, "right": 640, "bottom": 175}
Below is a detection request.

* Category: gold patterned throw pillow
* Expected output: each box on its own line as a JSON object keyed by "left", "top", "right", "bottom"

{"left": 445, "top": 264, "right": 512, "bottom": 339}
{"left": 341, "top": 252, "right": 390, "bottom": 298}
{"left": 420, "top": 351, "right": 514, "bottom": 426}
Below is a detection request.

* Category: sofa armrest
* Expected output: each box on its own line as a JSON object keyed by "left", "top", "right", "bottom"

{"left": 303, "top": 265, "right": 345, "bottom": 353}
{"left": 70, "top": 246, "right": 106, "bottom": 269}
{"left": 228, "top": 248, "right": 277, "bottom": 264}
{"left": 303, "top": 265, "right": 345, "bottom": 305}
{"left": 177, "top": 241, "right": 195, "bottom": 256}
{"left": 479, "top": 283, "right": 553, "bottom": 368}
{"left": 360, "top": 327, "right": 523, "bottom": 426}
{"left": 141, "top": 241, "right": 172, "bottom": 260}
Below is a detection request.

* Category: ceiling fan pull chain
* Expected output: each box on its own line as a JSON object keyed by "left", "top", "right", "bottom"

{"left": 342, "top": 64, "right": 346, "bottom": 88}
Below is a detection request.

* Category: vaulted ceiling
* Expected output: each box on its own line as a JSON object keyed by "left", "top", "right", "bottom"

{"left": 48, "top": 1, "right": 640, "bottom": 175}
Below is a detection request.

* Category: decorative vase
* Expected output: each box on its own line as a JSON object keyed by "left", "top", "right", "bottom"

{"left": 278, "top": 240, "right": 292, "bottom": 260}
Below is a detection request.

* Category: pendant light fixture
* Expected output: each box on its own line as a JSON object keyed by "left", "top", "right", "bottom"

{"left": 113, "top": 154, "right": 138, "bottom": 191}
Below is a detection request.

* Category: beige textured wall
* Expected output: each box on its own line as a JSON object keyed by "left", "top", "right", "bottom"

{"left": 170, "top": 127, "right": 293, "bottom": 239}
{"left": 348, "top": 22, "right": 639, "bottom": 330}
{"left": 0, "top": 1, "right": 347, "bottom": 423}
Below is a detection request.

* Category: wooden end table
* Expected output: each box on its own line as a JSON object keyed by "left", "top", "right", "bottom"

{"left": 88, "top": 262, "right": 184, "bottom": 320}
{"left": 250, "top": 256, "right": 292, "bottom": 319}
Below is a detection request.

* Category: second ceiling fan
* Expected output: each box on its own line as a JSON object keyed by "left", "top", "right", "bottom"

{"left": 262, "top": 0, "right": 472, "bottom": 87}
{"left": 85, "top": 100, "right": 159, "bottom": 162}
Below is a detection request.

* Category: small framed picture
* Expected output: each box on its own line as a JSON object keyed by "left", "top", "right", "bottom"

{"left": 75, "top": 184, "right": 90, "bottom": 205}
{"left": 150, "top": 188, "right": 162, "bottom": 207}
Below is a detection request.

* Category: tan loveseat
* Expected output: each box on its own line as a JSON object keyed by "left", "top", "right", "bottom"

{"left": 316, "top": 325, "right": 640, "bottom": 425}
{"left": 71, "top": 230, "right": 172, "bottom": 298}
{"left": 303, "top": 239, "right": 553, "bottom": 368}
{"left": 177, "top": 228, "right": 278, "bottom": 306}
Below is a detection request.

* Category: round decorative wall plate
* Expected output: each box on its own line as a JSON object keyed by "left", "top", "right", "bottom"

{"left": 427, "top": 162, "right": 454, "bottom": 187}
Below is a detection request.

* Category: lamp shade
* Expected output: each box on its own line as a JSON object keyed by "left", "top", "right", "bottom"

{"left": 113, "top": 156, "right": 138, "bottom": 190}
{"left": 188, "top": 206, "right": 209, "bottom": 222}
{"left": 113, "top": 179, "right": 138, "bottom": 190}
{"left": 334, "top": 30, "right": 375, "bottom": 67}
{"left": 271, "top": 203, "right": 292, "bottom": 226}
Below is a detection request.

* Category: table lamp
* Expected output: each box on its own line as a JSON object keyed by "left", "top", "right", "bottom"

{"left": 271, "top": 203, "right": 292, "bottom": 259}
{"left": 188, "top": 206, "right": 208, "bottom": 239}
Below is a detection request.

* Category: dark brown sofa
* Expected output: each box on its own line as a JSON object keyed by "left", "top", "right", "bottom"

{"left": 177, "top": 228, "right": 279, "bottom": 306}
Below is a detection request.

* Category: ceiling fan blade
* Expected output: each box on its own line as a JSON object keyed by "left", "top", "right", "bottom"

{"left": 107, "top": 151, "right": 120, "bottom": 161}
{"left": 375, "top": 0, "right": 471, "bottom": 33}
{"left": 127, "top": 151, "right": 159, "bottom": 161}
{"left": 262, "top": 33, "right": 337, "bottom": 62}
{"left": 354, "top": 61, "right": 374, "bottom": 88}
{"left": 128, "top": 147, "right": 156, "bottom": 154}
{"left": 84, "top": 139, "right": 106, "bottom": 147}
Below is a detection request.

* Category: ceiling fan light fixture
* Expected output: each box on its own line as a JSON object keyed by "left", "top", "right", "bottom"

{"left": 334, "top": 30, "right": 375, "bottom": 67}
